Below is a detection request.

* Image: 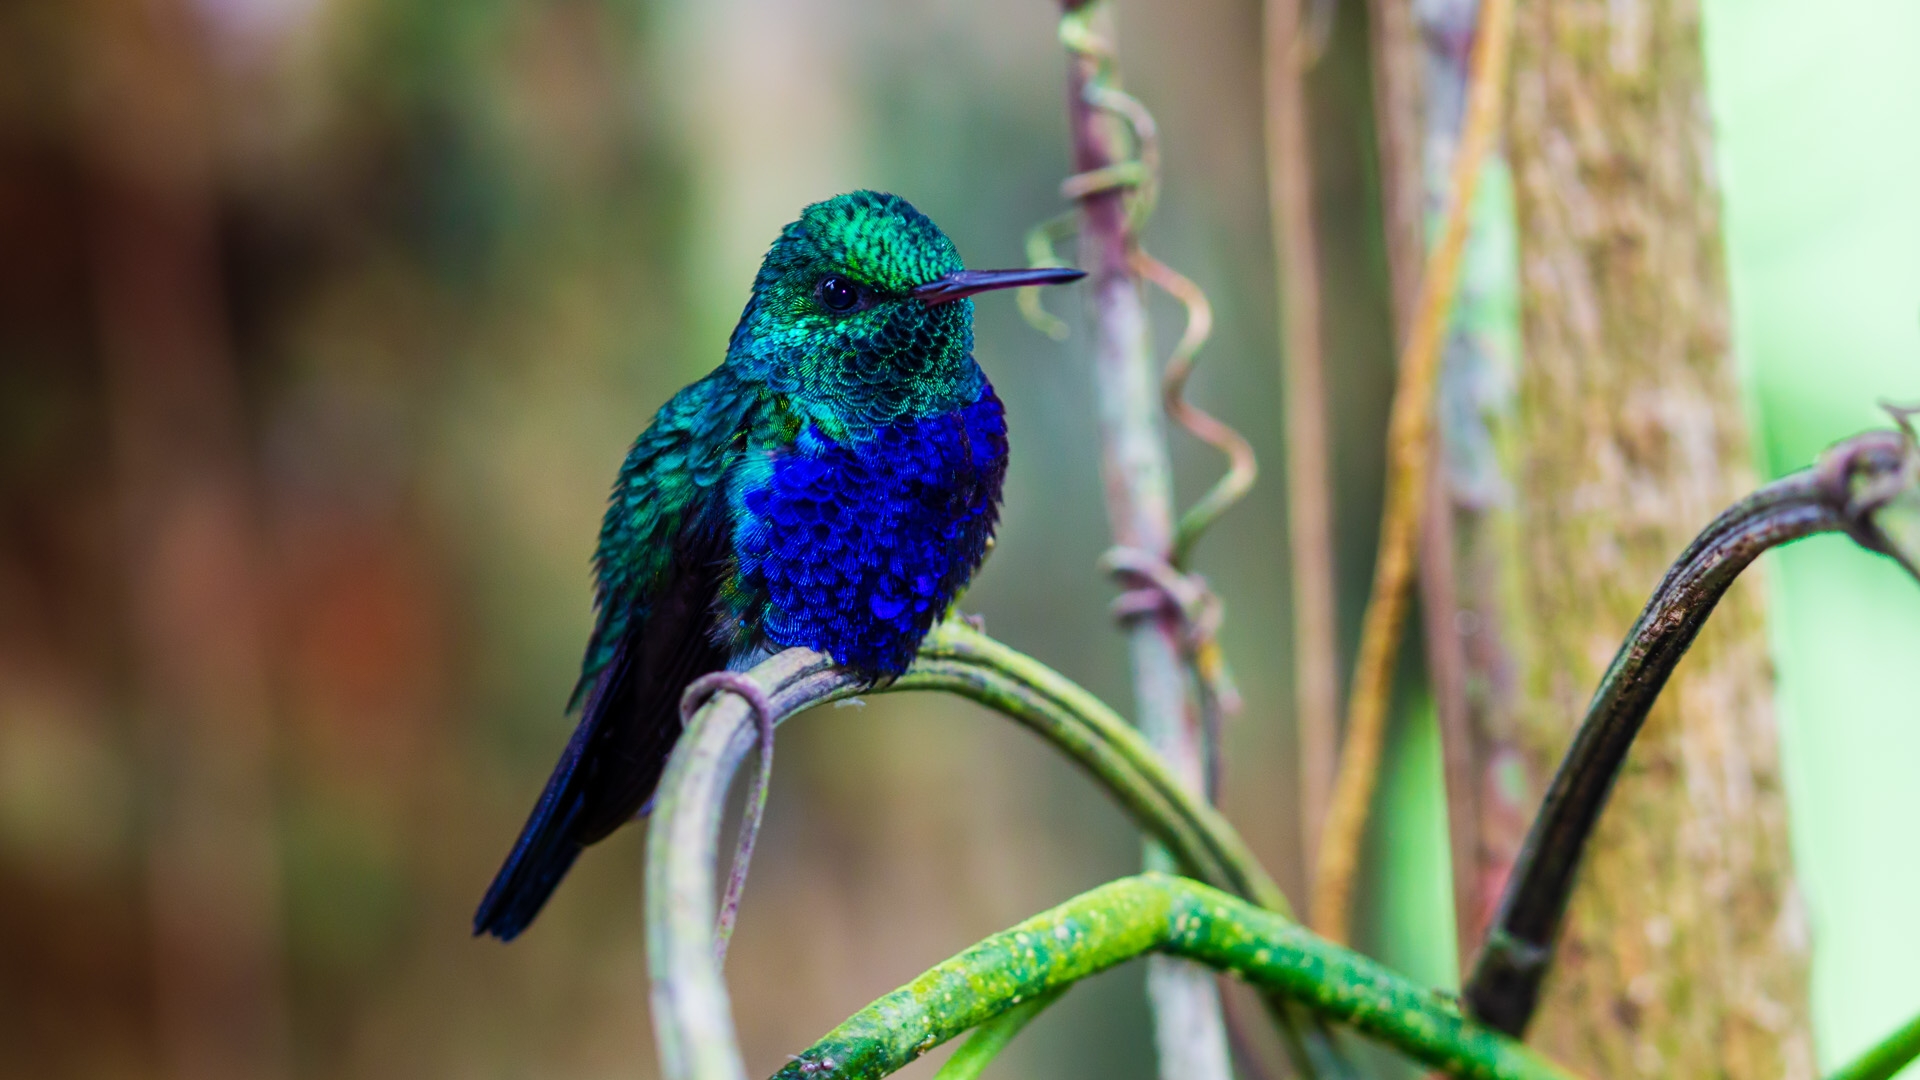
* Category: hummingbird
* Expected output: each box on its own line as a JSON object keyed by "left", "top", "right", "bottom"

{"left": 474, "top": 191, "right": 1084, "bottom": 940}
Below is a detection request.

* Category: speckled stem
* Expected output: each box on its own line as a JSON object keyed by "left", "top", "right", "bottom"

{"left": 1464, "top": 429, "right": 1920, "bottom": 1035}
{"left": 920, "top": 631, "right": 1354, "bottom": 1078}
{"left": 1265, "top": 0, "right": 1342, "bottom": 883}
{"left": 773, "top": 874, "right": 1578, "bottom": 1080}
{"left": 645, "top": 621, "right": 1301, "bottom": 1080}
{"left": 929, "top": 985, "right": 1066, "bottom": 1080}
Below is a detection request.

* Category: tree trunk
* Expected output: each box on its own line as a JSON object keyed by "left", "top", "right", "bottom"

{"left": 1457, "top": 0, "right": 1816, "bottom": 1073}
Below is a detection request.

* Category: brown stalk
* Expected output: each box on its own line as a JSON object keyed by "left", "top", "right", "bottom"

{"left": 1263, "top": 0, "right": 1342, "bottom": 880}
{"left": 1366, "top": 0, "right": 1485, "bottom": 973}
{"left": 1309, "top": 0, "right": 1515, "bottom": 944}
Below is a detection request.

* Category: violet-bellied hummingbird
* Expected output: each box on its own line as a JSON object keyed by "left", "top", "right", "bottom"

{"left": 474, "top": 191, "right": 1083, "bottom": 939}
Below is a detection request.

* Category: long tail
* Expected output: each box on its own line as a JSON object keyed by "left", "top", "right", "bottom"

{"left": 472, "top": 645, "right": 629, "bottom": 941}
{"left": 474, "top": 599, "right": 726, "bottom": 940}
{"left": 471, "top": 726, "right": 598, "bottom": 941}
{"left": 474, "top": 638, "right": 721, "bottom": 933}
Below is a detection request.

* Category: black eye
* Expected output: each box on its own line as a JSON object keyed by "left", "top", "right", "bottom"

{"left": 816, "top": 275, "right": 860, "bottom": 313}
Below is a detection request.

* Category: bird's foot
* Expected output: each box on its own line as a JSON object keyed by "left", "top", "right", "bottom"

{"left": 680, "top": 671, "right": 778, "bottom": 966}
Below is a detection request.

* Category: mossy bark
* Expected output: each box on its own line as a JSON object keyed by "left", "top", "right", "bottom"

{"left": 1485, "top": 0, "right": 1814, "bottom": 1073}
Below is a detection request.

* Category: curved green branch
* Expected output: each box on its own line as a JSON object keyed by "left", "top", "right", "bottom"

{"left": 774, "top": 874, "right": 1577, "bottom": 1080}
{"left": 904, "top": 623, "right": 1288, "bottom": 913}
{"left": 644, "top": 621, "right": 1313, "bottom": 1080}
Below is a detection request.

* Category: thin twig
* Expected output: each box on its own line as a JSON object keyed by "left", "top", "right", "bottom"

{"left": 773, "top": 874, "right": 1580, "bottom": 1080}
{"left": 1264, "top": 0, "right": 1341, "bottom": 884}
{"left": 1309, "top": 0, "right": 1516, "bottom": 944}
{"left": 1135, "top": 252, "right": 1251, "bottom": 797}
{"left": 1365, "top": 0, "right": 1424, "bottom": 334}
{"left": 1418, "top": 475, "right": 1480, "bottom": 969}
{"left": 1136, "top": 253, "right": 1252, "bottom": 573}
{"left": 1055, "top": 6, "right": 1235, "bottom": 1079}
{"left": 1462, "top": 428, "right": 1920, "bottom": 1035}
{"left": 1034, "top": 55, "right": 1253, "bottom": 807}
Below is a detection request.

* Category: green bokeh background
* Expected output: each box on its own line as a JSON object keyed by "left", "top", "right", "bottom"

{"left": 1707, "top": 0, "right": 1920, "bottom": 1065}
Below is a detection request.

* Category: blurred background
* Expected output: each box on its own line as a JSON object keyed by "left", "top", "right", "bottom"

{"left": 0, "top": 0, "right": 1913, "bottom": 1078}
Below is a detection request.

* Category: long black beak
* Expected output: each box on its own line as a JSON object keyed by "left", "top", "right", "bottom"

{"left": 913, "top": 266, "right": 1087, "bottom": 305}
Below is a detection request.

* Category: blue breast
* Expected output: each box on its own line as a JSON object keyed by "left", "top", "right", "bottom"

{"left": 730, "top": 389, "right": 1008, "bottom": 675}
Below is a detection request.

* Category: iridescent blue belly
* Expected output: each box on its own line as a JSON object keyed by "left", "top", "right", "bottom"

{"left": 726, "top": 389, "right": 1008, "bottom": 675}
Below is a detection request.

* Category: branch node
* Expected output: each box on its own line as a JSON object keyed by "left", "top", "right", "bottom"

{"left": 1100, "top": 545, "right": 1244, "bottom": 799}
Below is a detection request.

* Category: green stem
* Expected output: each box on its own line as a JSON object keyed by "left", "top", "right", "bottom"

{"left": 1825, "top": 1010, "right": 1920, "bottom": 1080}
{"left": 930, "top": 986, "right": 1066, "bottom": 1080}
{"left": 908, "top": 622, "right": 1290, "bottom": 914}
{"left": 774, "top": 874, "right": 1576, "bottom": 1080}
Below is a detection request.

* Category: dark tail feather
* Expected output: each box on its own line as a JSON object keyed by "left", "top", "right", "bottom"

{"left": 472, "top": 755, "right": 591, "bottom": 940}
{"left": 474, "top": 572, "right": 728, "bottom": 940}
{"left": 473, "top": 636, "right": 634, "bottom": 942}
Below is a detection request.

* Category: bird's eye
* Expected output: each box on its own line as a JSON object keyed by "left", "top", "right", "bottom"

{"left": 816, "top": 275, "right": 860, "bottom": 313}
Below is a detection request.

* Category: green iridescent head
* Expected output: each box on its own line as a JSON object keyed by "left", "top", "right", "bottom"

{"left": 728, "top": 191, "right": 1082, "bottom": 430}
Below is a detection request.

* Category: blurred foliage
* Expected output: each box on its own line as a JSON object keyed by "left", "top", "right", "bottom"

{"left": 1705, "top": 0, "right": 1920, "bottom": 1069}
{"left": 0, "top": 0, "right": 1396, "bottom": 1076}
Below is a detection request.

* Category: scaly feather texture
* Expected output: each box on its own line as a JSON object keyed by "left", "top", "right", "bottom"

{"left": 475, "top": 191, "right": 1065, "bottom": 940}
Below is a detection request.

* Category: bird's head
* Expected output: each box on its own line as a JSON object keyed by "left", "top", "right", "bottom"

{"left": 730, "top": 191, "right": 1083, "bottom": 429}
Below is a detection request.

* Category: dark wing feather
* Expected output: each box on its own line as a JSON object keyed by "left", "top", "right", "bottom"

{"left": 472, "top": 513, "right": 730, "bottom": 940}
{"left": 574, "top": 520, "right": 731, "bottom": 843}
{"left": 475, "top": 371, "right": 757, "bottom": 942}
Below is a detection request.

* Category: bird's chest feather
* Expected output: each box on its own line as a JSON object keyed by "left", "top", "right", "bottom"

{"left": 725, "top": 391, "right": 1008, "bottom": 675}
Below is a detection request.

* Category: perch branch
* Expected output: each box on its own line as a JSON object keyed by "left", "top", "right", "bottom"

{"left": 1463, "top": 426, "right": 1920, "bottom": 1035}
{"left": 772, "top": 874, "right": 1579, "bottom": 1080}
{"left": 644, "top": 620, "right": 1303, "bottom": 1080}
{"left": 1309, "top": 0, "right": 1515, "bottom": 943}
